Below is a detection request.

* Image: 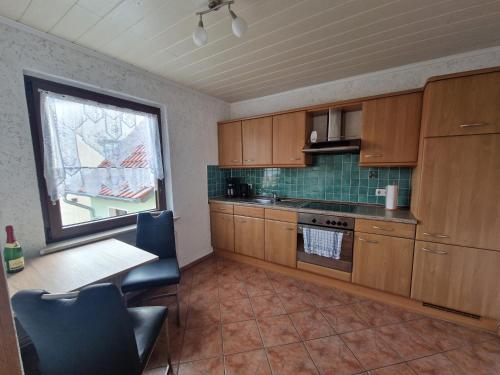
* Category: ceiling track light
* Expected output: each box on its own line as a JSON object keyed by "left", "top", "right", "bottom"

{"left": 192, "top": 0, "right": 247, "bottom": 47}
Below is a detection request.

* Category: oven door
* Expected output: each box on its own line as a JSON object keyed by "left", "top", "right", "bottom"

{"left": 297, "top": 224, "right": 353, "bottom": 272}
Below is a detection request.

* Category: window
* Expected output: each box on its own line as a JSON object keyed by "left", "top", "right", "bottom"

{"left": 25, "top": 76, "right": 166, "bottom": 243}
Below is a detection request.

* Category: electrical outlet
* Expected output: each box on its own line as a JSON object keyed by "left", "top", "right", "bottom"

{"left": 375, "top": 188, "right": 386, "bottom": 197}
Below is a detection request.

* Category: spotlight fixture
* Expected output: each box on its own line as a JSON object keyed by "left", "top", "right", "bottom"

{"left": 192, "top": 0, "right": 247, "bottom": 47}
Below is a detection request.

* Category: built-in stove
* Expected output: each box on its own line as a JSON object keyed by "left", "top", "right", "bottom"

{"left": 301, "top": 201, "right": 357, "bottom": 213}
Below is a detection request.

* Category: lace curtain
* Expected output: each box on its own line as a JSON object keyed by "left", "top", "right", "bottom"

{"left": 40, "top": 91, "right": 164, "bottom": 203}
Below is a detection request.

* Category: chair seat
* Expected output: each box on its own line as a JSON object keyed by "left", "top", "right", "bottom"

{"left": 128, "top": 306, "right": 168, "bottom": 364}
{"left": 121, "top": 258, "right": 180, "bottom": 293}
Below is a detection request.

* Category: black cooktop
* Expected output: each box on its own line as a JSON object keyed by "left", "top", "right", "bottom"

{"left": 302, "top": 201, "right": 357, "bottom": 213}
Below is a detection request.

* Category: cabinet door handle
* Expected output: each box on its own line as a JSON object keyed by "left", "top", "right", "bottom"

{"left": 289, "top": 157, "right": 301, "bottom": 160}
{"left": 364, "top": 154, "right": 383, "bottom": 158}
{"left": 286, "top": 227, "right": 295, "bottom": 231}
{"left": 372, "top": 225, "right": 393, "bottom": 231}
{"left": 244, "top": 159, "right": 255, "bottom": 162}
{"left": 459, "top": 122, "right": 487, "bottom": 128}
{"left": 358, "top": 237, "right": 378, "bottom": 244}
{"left": 422, "top": 232, "right": 448, "bottom": 238}
{"left": 231, "top": 159, "right": 240, "bottom": 162}
{"left": 421, "top": 247, "right": 448, "bottom": 255}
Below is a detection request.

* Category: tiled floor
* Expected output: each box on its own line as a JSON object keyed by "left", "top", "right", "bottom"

{"left": 142, "top": 255, "right": 500, "bottom": 375}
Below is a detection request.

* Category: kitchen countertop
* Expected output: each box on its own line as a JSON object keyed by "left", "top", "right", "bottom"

{"left": 209, "top": 197, "right": 417, "bottom": 224}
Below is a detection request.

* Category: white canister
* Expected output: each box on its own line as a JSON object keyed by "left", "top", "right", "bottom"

{"left": 385, "top": 184, "right": 399, "bottom": 210}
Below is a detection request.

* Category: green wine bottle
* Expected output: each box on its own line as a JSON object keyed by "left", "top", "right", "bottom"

{"left": 4, "top": 225, "right": 24, "bottom": 273}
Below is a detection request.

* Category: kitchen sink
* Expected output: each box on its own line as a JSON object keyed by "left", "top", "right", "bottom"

{"left": 251, "top": 198, "right": 274, "bottom": 204}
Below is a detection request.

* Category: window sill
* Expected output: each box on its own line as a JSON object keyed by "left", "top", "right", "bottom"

{"left": 40, "top": 215, "right": 180, "bottom": 256}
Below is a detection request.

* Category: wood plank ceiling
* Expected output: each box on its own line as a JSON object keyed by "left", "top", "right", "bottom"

{"left": 1, "top": 0, "right": 500, "bottom": 102}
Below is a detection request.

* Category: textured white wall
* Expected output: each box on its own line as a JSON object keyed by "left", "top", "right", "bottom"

{"left": 229, "top": 46, "right": 500, "bottom": 118}
{"left": 0, "top": 20, "right": 229, "bottom": 263}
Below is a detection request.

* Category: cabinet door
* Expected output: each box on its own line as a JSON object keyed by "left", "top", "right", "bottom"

{"left": 352, "top": 233, "right": 414, "bottom": 297}
{"left": 218, "top": 121, "right": 242, "bottom": 166}
{"left": 411, "top": 241, "right": 500, "bottom": 319}
{"left": 272, "top": 111, "right": 310, "bottom": 166}
{"left": 234, "top": 216, "right": 265, "bottom": 259}
{"left": 210, "top": 211, "right": 234, "bottom": 252}
{"left": 360, "top": 92, "right": 422, "bottom": 166}
{"left": 265, "top": 220, "right": 297, "bottom": 267}
{"left": 242, "top": 117, "right": 272, "bottom": 165}
{"left": 416, "top": 134, "right": 500, "bottom": 251}
{"left": 422, "top": 72, "right": 500, "bottom": 137}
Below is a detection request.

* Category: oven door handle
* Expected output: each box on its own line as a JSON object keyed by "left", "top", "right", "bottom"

{"left": 297, "top": 224, "right": 352, "bottom": 236}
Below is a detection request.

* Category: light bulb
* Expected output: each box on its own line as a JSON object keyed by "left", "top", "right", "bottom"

{"left": 229, "top": 7, "right": 247, "bottom": 38}
{"left": 192, "top": 17, "right": 208, "bottom": 46}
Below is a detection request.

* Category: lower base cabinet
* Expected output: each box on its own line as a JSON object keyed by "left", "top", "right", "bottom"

{"left": 264, "top": 219, "right": 297, "bottom": 267}
{"left": 210, "top": 211, "right": 234, "bottom": 252}
{"left": 234, "top": 215, "right": 265, "bottom": 259}
{"left": 411, "top": 241, "right": 500, "bottom": 319}
{"left": 353, "top": 232, "right": 414, "bottom": 297}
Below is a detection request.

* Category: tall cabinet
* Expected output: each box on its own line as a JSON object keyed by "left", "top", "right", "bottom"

{"left": 412, "top": 70, "right": 500, "bottom": 319}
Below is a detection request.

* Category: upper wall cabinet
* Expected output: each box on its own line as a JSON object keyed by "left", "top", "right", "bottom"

{"left": 422, "top": 72, "right": 500, "bottom": 137}
{"left": 359, "top": 92, "right": 422, "bottom": 166}
{"left": 242, "top": 116, "right": 273, "bottom": 166}
{"left": 218, "top": 121, "right": 242, "bottom": 167}
{"left": 272, "top": 111, "right": 311, "bottom": 166}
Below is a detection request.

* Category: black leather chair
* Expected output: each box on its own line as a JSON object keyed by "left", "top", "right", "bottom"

{"left": 11, "top": 283, "right": 171, "bottom": 375}
{"left": 121, "top": 211, "right": 181, "bottom": 325}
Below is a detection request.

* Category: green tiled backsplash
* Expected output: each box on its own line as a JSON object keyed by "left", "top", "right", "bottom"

{"left": 207, "top": 154, "right": 412, "bottom": 206}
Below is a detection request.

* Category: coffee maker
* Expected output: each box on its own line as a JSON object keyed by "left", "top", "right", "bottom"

{"left": 225, "top": 177, "right": 240, "bottom": 198}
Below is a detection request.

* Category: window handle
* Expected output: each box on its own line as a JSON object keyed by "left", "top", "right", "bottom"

{"left": 421, "top": 247, "right": 448, "bottom": 255}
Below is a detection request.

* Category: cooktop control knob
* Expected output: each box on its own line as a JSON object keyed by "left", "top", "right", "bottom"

{"left": 331, "top": 221, "right": 336, "bottom": 225}
{"left": 312, "top": 218, "right": 317, "bottom": 223}
{"left": 326, "top": 220, "right": 331, "bottom": 225}
{"left": 342, "top": 222, "right": 348, "bottom": 227}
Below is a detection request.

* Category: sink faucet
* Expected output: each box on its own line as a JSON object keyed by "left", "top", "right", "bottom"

{"left": 271, "top": 192, "right": 278, "bottom": 203}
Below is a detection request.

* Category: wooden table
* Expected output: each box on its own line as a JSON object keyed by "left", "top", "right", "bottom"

{"left": 7, "top": 239, "right": 157, "bottom": 297}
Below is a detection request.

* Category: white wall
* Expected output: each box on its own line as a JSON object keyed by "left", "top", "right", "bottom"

{"left": 0, "top": 20, "right": 229, "bottom": 264}
{"left": 230, "top": 46, "right": 500, "bottom": 118}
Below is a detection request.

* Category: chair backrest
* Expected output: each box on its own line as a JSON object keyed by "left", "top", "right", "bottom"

{"left": 11, "top": 284, "right": 141, "bottom": 375}
{"left": 136, "top": 210, "right": 177, "bottom": 259}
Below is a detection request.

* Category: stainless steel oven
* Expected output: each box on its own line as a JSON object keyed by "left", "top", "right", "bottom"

{"left": 297, "top": 212, "right": 355, "bottom": 272}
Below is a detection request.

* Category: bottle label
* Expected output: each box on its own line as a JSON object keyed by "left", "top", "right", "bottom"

{"left": 8, "top": 257, "right": 24, "bottom": 271}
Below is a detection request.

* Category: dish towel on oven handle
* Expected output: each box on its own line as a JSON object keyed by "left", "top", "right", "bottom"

{"left": 303, "top": 227, "right": 343, "bottom": 260}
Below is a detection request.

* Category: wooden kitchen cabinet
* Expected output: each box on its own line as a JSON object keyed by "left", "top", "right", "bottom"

{"left": 218, "top": 121, "right": 242, "bottom": 166}
{"left": 411, "top": 241, "right": 500, "bottom": 319}
{"left": 352, "top": 232, "right": 414, "bottom": 297}
{"left": 272, "top": 111, "right": 311, "bottom": 166}
{"left": 210, "top": 211, "right": 234, "bottom": 252}
{"left": 422, "top": 71, "right": 500, "bottom": 138}
{"left": 234, "top": 215, "right": 265, "bottom": 259}
{"left": 265, "top": 220, "right": 297, "bottom": 267}
{"left": 360, "top": 92, "right": 422, "bottom": 166}
{"left": 415, "top": 134, "right": 500, "bottom": 251}
{"left": 242, "top": 116, "right": 273, "bottom": 165}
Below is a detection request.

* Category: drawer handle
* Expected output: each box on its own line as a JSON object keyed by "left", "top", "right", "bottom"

{"left": 372, "top": 225, "right": 393, "bottom": 231}
{"left": 238, "top": 220, "right": 247, "bottom": 223}
{"left": 289, "top": 157, "right": 301, "bottom": 160}
{"left": 459, "top": 122, "right": 488, "bottom": 128}
{"left": 421, "top": 247, "right": 448, "bottom": 255}
{"left": 358, "top": 237, "right": 378, "bottom": 244}
{"left": 244, "top": 159, "right": 255, "bottom": 162}
{"left": 231, "top": 159, "right": 240, "bottom": 162}
{"left": 364, "top": 154, "right": 383, "bottom": 158}
{"left": 422, "top": 232, "right": 448, "bottom": 238}
{"left": 286, "top": 227, "right": 295, "bottom": 231}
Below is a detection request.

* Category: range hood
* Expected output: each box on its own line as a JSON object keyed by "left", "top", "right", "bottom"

{"left": 303, "top": 109, "right": 361, "bottom": 154}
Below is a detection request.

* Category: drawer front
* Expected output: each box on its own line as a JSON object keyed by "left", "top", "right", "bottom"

{"left": 210, "top": 202, "right": 234, "bottom": 214}
{"left": 355, "top": 218, "right": 415, "bottom": 239}
{"left": 411, "top": 241, "right": 500, "bottom": 319}
{"left": 265, "top": 208, "right": 297, "bottom": 223}
{"left": 233, "top": 205, "right": 265, "bottom": 218}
